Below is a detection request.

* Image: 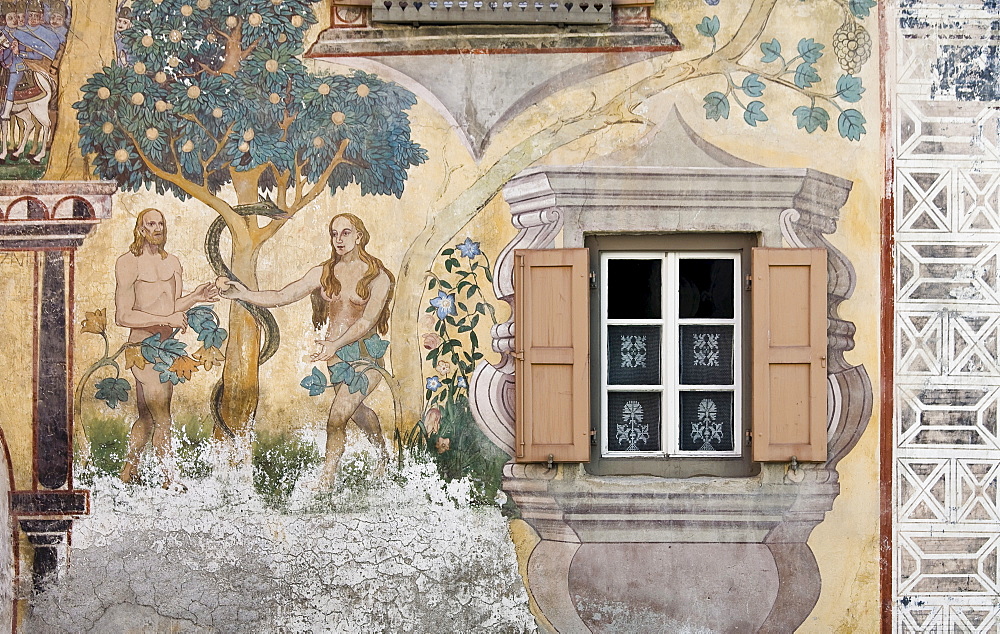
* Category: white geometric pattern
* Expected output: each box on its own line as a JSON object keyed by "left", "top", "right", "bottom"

{"left": 894, "top": 3, "right": 1000, "bottom": 629}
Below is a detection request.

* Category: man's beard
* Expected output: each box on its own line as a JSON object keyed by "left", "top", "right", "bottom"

{"left": 144, "top": 231, "right": 166, "bottom": 247}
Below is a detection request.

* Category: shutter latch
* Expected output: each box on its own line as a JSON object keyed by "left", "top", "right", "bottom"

{"left": 546, "top": 454, "right": 555, "bottom": 470}
{"left": 590, "top": 429, "right": 597, "bottom": 446}
{"left": 744, "top": 274, "right": 752, "bottom": 291}
{"left": 589, "top": 271, "right": 597, "bottom": 289}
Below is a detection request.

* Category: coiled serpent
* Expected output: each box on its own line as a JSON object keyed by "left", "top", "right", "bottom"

{"left": 205, "top": 214, "right": 281, "bottom": 437}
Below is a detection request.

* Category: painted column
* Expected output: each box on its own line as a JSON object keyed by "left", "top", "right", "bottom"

{"left": 0, "top": 181, "right": 115, "bottom": 595}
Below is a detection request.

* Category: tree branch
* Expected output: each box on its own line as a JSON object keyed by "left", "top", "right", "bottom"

{"left": 735, "top": 62, "right": 841, "bottom": 105}
{"left": 294, "top": 139, "right": 350, "bottom": 210}
{"left": 202, "top": 122, "right": 236, "bottom": 172}
{"left": 256, "top": 139, "right": 351, "bottom": 243}
{"left": 121, "top": 127, "right": 248, "bottom": 242}
{"left": 714, "top": 0, "right": 780, "bottom": 63}
{"left": 177, "top": 112, "right": 219, "bottom": 141}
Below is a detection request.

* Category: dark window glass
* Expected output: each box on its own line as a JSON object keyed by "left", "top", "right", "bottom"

{"left": 607, "top": 392, "right": 661, "bottom": 452}
{"left": 679, "top": 325, "right": 734, "bottom": 385}
{"left": 678, "top": 259, "right": 734, "bottom": 319}
{"left": 678, "top": 391, "right": 735, "bottom": 452}
{"left": 608, "top": 325, "right": 661, "bottom": 385}
{"left": 607, "top": 259, "right": 661, "bottom": 319}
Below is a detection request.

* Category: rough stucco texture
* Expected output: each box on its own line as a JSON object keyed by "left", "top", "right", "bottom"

{"left": 24, "top": 449, "right": 535, "bottom": 632}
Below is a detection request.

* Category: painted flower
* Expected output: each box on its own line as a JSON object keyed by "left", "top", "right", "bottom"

{"left": 424, "top": 406, "right": 442, "bottom": 435}
{"left": 422, "top": 332, "right": 442, "bottom": 350}
{"left": 456, "top": 376, "right": 467, "bottom": 389}
{"left": 419, "top": 312, "right": 437, "bottom": 331}
{"left": 436, "top": 361, "right": 452, "bottom": 376}
{"left": 430, "top": 291, "right": 456, "bottom": 320}
{"left": 81, "top": 308, "right": 107, "bottom": 334}
{"left": 456, "top": 237, "right": 482, "bottom": 259}
{"left": 436, "top": 437, "right": 451, "bottom": 454}
{"left": 426, "top": 376, "right": 442, "bottom": 391}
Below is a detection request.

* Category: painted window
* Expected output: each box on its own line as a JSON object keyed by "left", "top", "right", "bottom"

{"left": 600, "top": 251, "right": 742, "bottom": 458}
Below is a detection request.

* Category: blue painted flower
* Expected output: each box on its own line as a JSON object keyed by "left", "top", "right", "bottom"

{"left": 456, "top": 237, "right": 482, "bottom": 259}
{"left": 426, "top": 376, "right": 442, "bottom": 391}
{"left": 456, "top": 376, "right": 467, "bottom": 389}
{"left": 430, "top": 290, "right": 457, "bottom": 320}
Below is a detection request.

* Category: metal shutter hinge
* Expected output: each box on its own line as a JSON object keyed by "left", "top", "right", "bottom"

{"left": 744, "top": 274, "right": 752, "bottom": 291}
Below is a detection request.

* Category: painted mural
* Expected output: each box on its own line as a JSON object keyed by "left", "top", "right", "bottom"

{"left": 0, "top": 0, "right": 886, "bottom": 629}
{"left": 0, "top": 0, "right": 72, "bottom": 175}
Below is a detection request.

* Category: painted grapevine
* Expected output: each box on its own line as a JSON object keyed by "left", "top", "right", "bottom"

{"left": 699, "top": 0, "right": 875, "bottom": 140}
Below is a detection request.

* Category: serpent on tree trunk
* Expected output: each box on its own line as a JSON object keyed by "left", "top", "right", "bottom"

{"left": 205, "top": 214, "right": 281, "bottom": 437}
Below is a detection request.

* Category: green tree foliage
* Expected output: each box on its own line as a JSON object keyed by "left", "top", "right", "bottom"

{"left": 75, "top": 0, "right": 426, "bottom": 206}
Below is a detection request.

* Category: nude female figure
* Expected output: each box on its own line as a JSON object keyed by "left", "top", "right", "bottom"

{"left": 221, "top": 213, "right": 393, "bottom": 487}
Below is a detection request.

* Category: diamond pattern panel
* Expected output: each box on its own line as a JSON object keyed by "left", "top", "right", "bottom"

{"left": 894, "top": 6, "right": 1000, "bottom": 630}
{"left": 897, "top": 387, "right": 1000, "bottom": 451}
{"left": 897, "top": 242, "right": 1000, "bottom": 305}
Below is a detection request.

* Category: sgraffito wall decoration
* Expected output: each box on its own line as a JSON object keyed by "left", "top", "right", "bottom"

{"left": 0, "top": 0, "right": 884, "bottom": 630}
{"left": 893, "top": 1, "right": 1000, "bottom": 630}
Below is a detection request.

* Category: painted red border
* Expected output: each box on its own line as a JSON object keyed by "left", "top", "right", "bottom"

{"left": 878, "top": 0, "right": 894, "bottom": 628}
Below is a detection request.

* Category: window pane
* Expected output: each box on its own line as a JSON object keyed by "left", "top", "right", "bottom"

{"left": 679, "top": 325, "right": 734, "bottom": 385}
{"left": 607, "top": 325, "right": 661, "bottom": 385}
{"left": 607, "top": 392, "right": 661, "bottom": 452}
{"left": 607, "top": 259, "right": 661, "bottom": 319}
{"left": 678, "top": 391, "right": 735, "bottom": 452}
{"left": 678, "top": 258, "right": 734, "bottom": 319}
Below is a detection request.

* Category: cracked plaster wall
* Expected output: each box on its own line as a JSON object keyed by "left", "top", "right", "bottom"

{"left": 24, "top": 449, "right": 535, "bottom": 632}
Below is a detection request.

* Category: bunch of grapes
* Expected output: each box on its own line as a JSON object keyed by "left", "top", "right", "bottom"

{"left": 832, "top": 19, "right": 872, "bottom": 75}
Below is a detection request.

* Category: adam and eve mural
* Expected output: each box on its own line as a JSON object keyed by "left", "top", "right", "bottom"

{"left": 72, "top": 0, "right": 508, "bottom": 500}
{"left": 66, "top": 0, "right": 879, "bottom": 510}
{"left": 10, "top": 0, "right": 880, "bottom": 625}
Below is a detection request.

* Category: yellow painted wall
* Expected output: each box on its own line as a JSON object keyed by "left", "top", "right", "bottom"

{"left": 2, "top": 0, "right": 881, "bottom": 628}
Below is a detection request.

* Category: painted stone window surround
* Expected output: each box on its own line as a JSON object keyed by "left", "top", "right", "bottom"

{"left": 470, "top": 163, "right": 874, "bottom": 630}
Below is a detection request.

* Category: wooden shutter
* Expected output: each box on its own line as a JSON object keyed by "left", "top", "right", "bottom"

{"left": 514, "top": 249, "right": 590, "bottom": 463}
{"left": 751, "top": 248, "right": 828, "bottom": 462}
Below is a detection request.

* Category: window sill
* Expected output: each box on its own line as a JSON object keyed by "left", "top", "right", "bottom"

{"left": 505, "top": 463, "right": 841, "bottom": 544}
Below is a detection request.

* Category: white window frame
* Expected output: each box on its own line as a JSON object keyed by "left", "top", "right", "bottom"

{"left": 600, "top": 250, "right": 743, "bottom": 458}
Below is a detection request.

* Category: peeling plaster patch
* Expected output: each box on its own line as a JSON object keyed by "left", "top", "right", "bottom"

{"left": 933, "top": 45, "right": 1000, "bottom": 100}
{"left": 25, "top": 454, "right": 535, "bottom": 632}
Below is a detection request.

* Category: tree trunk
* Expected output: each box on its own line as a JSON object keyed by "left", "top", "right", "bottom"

{"left": 44, "top": 1, "right": 117, "bottom": 180}
{"left": 220, "top": 232, "right": 262, "bottom": 435}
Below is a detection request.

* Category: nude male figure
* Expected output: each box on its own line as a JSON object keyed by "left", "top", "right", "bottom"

{"left": 115, "top": 208, "right": 217, "bottom": 484}
{"left": 221, "top": 213, "right": 392, "bottom": 487}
